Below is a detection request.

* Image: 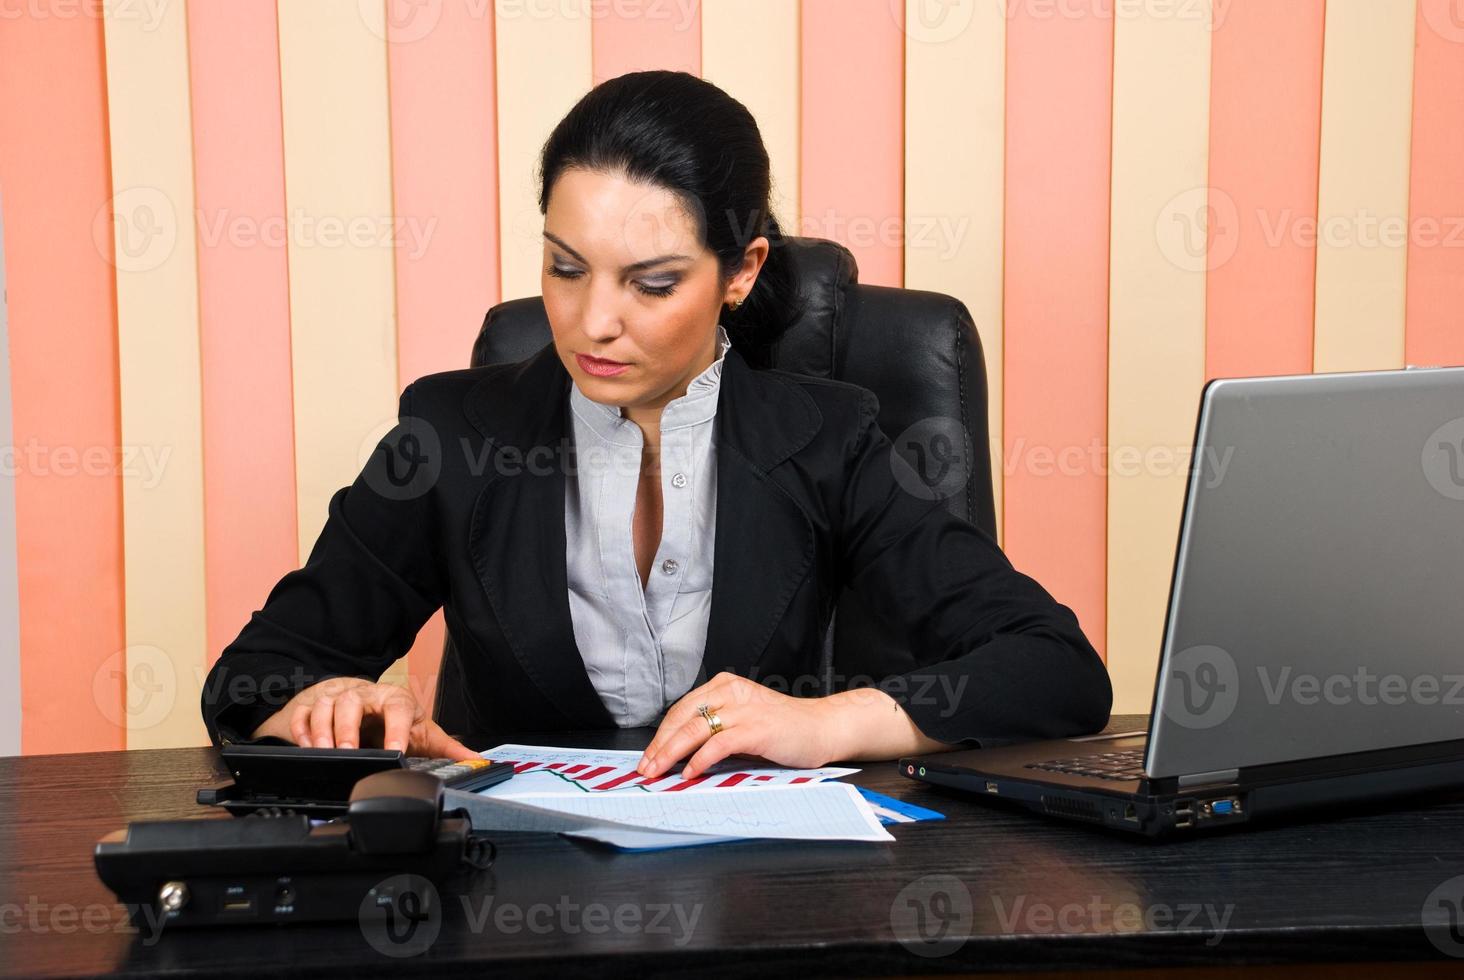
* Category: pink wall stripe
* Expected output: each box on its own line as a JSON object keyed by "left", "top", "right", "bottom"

{"left": 385, "top": 1, "right": 503, "bottom": 702}
{"left": 1205, "top": 0, "right": 1324, "bottom": 381}
{"left": 0, "top": 13, "right": 126, "bottom": 753}
{"left": 187, "top": 1, "right": 301, "bottom": 672}
{"left": 800, "top": 0, "right": 905, "bottom": 288}
{"left": 592, "top": 0, "right": 701, "bottom": 84}
{"left": 1001, "top": 0, "right": 1114, "bottom": 660}
{"left": 1405, "top": 0, "right": 1464, "bottom": 369}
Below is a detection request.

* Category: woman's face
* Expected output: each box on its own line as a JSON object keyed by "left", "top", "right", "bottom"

{"left": 542, "top": 167, "right": 765, "bottom": 414}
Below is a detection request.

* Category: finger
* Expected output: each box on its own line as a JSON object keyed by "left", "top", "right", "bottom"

{"left": 332, "top": 689, "right": 365, "bottom": 750}
{"left": 420, "top": 722, "right": 477, "bottom": 761}
{"left": 639, "top": 675, "right": 732, "bottom": 771}
{"left": 289, "top": 702, "right": 313, "bottom": 747}
{"left": 684, "top": 725, "right": 752, "bottom": 780}
{"left": 309, "top": 697, "right": 336, "bottom": 749}
{"left": 380, "top": 691, "right": 415, "bottom": 753}
{"left": 642, "top": 713, "right": 714, "bottom": 780}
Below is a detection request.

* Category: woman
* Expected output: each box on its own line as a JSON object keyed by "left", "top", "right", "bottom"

{"left": 200, "top": 70, "right": 1111, "bottom": 782}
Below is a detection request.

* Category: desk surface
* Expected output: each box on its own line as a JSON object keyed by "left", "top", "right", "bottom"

{"left": 4, "top": 716, "right": 1464, "bottom": 977}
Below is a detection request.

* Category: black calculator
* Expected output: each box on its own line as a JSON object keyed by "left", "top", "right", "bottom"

{"left": 198, "top": 741, "right": 515, "bottom": 816}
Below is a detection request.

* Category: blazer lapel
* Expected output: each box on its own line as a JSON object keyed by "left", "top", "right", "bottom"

{"left": 698, "top": 349, "right": 822, "bottom": 684}
{"left": 463, "top": 344, "right": 613, "bottom": 727}
{"left": 462, "top": 341, "right": 823, "bottom": 720}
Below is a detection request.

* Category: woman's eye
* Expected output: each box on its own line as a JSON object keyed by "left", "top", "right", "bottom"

{"left": 548, "top": 264, "right": 677, "bottom": 298}
{"left": 635, "top": 280, "right": 678, "bottom": 298}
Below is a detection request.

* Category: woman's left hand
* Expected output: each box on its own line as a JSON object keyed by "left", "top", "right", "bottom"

{"left": 636, "top": 672, "right": 849, "bottom": 780}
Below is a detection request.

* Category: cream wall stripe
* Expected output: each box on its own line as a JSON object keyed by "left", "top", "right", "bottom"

{"left": 1106, "top": 1, "right": 1213, "bottom": 712}
{"left": 102, "top": 4, "right": 209, "bottom": 748}
{"left": 702, "top": 0, "right": 801, "bottom": 232}
{"left": 494, "top": 0, "right": 592, "bottom": 301}
{"left": 902, "top": 0, "right": 1005, "bottom": 545}
{"left": 277, "top": 1, "right": 406, "bottom": 682}
{"left": 1313, "top": 0, "right": 1418, "bottom": 373}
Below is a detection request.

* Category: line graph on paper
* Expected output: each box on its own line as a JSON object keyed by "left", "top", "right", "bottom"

{"left": 477, "top": 743, "right": 859, "bottom": 797}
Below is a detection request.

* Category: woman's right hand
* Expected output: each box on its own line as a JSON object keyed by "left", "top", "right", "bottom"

{"left": 250, "top": 677, "right": 476, "bottom": 760}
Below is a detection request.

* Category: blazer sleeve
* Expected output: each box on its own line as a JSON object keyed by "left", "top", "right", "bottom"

{"left": 199, "top": 383, "right": 448, "bottom": 746}
{"left": 837, "top": 390, "right": 1113, "bottom": 746}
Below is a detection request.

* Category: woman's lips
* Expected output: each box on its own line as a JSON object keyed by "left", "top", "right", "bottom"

{"left": 576, "top": 353, "right": 630, "bottom": 377}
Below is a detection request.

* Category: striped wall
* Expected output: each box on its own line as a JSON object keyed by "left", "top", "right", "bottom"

{"left": 0, "top": 0, "right": 1461, "bottom": 753}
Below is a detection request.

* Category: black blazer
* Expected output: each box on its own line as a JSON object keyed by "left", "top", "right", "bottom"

{"left": 201, "top": 341, "right": 1112, "bottom": 747}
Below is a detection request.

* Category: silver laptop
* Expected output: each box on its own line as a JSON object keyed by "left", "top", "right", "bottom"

{"left": 904, "top": 365, "right": 1464, "bottom": 836}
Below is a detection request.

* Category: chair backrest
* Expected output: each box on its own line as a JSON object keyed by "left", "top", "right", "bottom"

{"left": 433, "top": 236, "right": 995, "bottom": 729}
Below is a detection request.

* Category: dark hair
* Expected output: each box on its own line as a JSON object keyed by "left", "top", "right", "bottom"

{"left": 536, "top": 70, "right": 805, "bottom": 369}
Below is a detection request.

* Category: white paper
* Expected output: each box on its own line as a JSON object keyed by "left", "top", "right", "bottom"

{"left": 478, "top": 743, "right": 860, "bottom": 798}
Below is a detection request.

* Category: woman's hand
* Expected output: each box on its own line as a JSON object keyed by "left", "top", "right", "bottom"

{"left": 636, "top": 672, "right": 961, "bottom": 781}
{"left": 635, "top": 672, "right": 849, "bottom": 780}
{"left": 251, "top": 677, "right": 476, "bottom": 760}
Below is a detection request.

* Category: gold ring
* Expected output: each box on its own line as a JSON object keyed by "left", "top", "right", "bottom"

{"left": 699, "top": 703, "right": 724, "bottom": 736}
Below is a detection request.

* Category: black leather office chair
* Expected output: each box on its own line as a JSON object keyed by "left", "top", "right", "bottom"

{"left": 433, "top": 235, "right": 996, "bottom": 732}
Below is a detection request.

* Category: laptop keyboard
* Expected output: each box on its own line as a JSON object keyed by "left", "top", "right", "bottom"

{"left": 1025, "top": 747, "right": 1146, "bottom": 781}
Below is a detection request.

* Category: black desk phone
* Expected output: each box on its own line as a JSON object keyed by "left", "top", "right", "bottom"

{"left": 96, "top": 769, "right": 497, "bottom": 928}
{"left": 198, "top": 738, "right": 514, "bottom": 816}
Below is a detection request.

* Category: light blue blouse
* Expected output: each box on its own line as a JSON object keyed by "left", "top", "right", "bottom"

{"left": 563, "top": 324, "right": 732, "bottom": 726}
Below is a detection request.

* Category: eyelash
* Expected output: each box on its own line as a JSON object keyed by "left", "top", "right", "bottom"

{"left": 546, "top": 265, "right": 678, "bottom": 298}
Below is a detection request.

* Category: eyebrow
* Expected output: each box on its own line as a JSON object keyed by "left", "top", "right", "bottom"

{"left": 542, "top": 231, "right": 693, "bottom": 274}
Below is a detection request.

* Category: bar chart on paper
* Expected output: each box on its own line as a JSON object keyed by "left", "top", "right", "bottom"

{"left": 479, "top": 743, "right": 859, "bottom": 796}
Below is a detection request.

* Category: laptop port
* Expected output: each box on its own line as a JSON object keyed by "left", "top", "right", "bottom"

{"left": 984, "top": 781, "right": 999, "bottom": 794}
{"left": 1200, "top": 796, "right": 1242, "bottom": 818}
{"left": 1123, "top": 803, "right": 1138, "bottom": 822}
{"left": 1174, "top": 798, "right": 1196, "bottom": 829}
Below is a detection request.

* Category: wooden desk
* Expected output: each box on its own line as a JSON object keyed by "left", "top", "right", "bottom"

{"left": 4, "top": 716, "right": 1464, "bottom": 977}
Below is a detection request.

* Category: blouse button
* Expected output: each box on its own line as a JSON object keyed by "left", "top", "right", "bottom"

{"left": 661, "top": 558, "right": 679, "bottom": 575}
{"left": 671, "top": 472, "right": 687, "bottom": 489}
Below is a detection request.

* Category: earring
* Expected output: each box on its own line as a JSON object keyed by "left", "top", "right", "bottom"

{"left": 728, "top": 298, "right": 743, "bottom": 311}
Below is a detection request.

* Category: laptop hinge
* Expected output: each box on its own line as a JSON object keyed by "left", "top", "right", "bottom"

{"left": 1177, "top": 768, "right": 1240, "bottom": 789}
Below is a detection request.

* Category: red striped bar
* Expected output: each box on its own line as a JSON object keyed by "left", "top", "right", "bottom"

{"left": 790, "top": 777, "right": 812, "bottom": 784}
{"left": 546, "top": 763, "right": 564, "bottom": 769}
{"left": 563, "top": 764, "right": 587, "bottom": 774}
{"left": 574, "top": 766, "right": 615, "bottom": 782}
{"left": 754, "top": 775, "right": 773, "bottom": 781}
{"left": 592, "top": 771, "right": 644, "bottom": 791}
{"left": 511, "top": 762, "right": 539, "bottom": 773}
{"left": 715, "top": 773, "right": 751, "bottom": 787}
{"left": 664, "top": 775, "right": 711, "bottom": 792}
